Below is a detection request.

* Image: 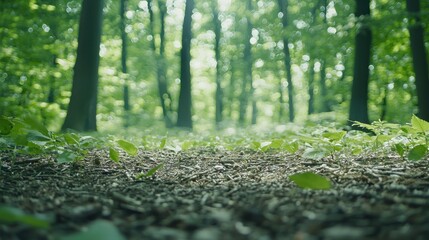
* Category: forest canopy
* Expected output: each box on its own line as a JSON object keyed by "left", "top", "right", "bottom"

{"left": 1, "top": 0, "right": 428, "bottom": 132}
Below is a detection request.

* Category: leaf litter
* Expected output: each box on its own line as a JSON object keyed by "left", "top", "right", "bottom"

{"left": 1, "top": 149, "right": 429, "bottom": 239}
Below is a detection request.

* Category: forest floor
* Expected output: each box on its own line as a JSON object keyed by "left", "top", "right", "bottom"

{"left": 1, "top": 149, "right": 429, "bottom": 240}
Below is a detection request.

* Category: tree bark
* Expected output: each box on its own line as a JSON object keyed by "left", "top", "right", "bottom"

{"left": 239, "top": 0, "right": 254, "bottom": 125}
{"left": 120, "top": 0, "right": 130, "bottom": 128}
{"left": 148, "top": 0, "right": 173, "bottom": 127}
{"left": 277, "top": 0, "right": 295, "bottom": 122}
{"left": 406, "top": 0, "right": 429, "bottom": 121}
{"left": 348, "top": 0, "right": 371, "bottom": 125}
{"left": 308, "top": 59, "right": 315, "bottom": 115}
{"left": 176, "top": 0, "right": 194, "bottom": 129}
{"left": 212, "top": 1, "right": 223, "bottom": 127}
{"left": 62, "top": 0, "right": 104, "bottom": 131}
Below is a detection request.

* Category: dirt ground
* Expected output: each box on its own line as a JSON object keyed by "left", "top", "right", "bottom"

{"left": 1, "top": 149, "right": 429, "bottom": 239}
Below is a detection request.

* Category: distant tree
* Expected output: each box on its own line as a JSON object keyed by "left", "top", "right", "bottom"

{"left": 406, "top": 0, "right": 429, "bottom": 121}
{"left": 176, "top": 0, "right": 194, "bottom": 129}
{"left": 277, "top": 0, "right": 295, "bottom": 122}
{"left": 349, "top": 0, "right": 371, "bottom": 125}
{"left": 148, "top": 0, "right": 173, "bottom": 127}
{"left": 62, "top": 0, "right": 104, "bottom": 131}
{"left": 238, "top": 0, "right": 255, "bottom": 125}
{"left": 212, "top": 1, "right": 223, "bottom": 127}
{"left": 120, "top": 0, "right": 130, "bottom": 128}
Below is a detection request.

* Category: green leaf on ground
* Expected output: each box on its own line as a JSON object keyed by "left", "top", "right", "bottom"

{"left": 160, "top": 137, "right": 167, "bottom": 149}
{"left": 289, "top": 172, "right": 331, "bottom": 190}
{"left": 60, "top": 220, "right": 125, "bottom": 240}
{"left": 322, "top": 131, "right": 346, "bottom": 142}
{"left": 135, "top": 164, "right": 164, "bottom": 180}
{"left": 117, "top": 139, "right": 138, "bottom": 156}
{"left": 0, "top": 205, "right": 50, "bottom": 229}
{"left": 302, "top": 148, "right": 328, "bottom": 160}
{"left": 283, "top": 141, "right": 299, "bottom": 153}
{"left": 411, "top": 115, "right": 429, "bottom": 132}
{"left": 109, "top": 147, "right": 120, "bottom": 163}
{"left": 57, "top": 151, "right": 79, "bottom": 163}
{"left": 0, "top": 116, "right": 13, "bottom": 135}
{"left": 408, "top": 144, "right": 427, "bottom": 161}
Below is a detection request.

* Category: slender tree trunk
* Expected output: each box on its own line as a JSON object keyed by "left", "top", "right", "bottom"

{"left": 380, "top": 86, "right": 388, "bottom": 121}
{"left": 348, "top": 0, "right": 371, "bottom": 125}
{"left": 62, "top": 0, "right": 104, "bottom": 131}
{"left": 227, "top": 59, "right": 236, "bottom": 119}
{"left": 406, "top": 0, "right": 429, "bottom": 121}
{"left": 319, "top": 59, "right": 330, "bottom": 112}
{"left": 120, "top": 0, "right": 130, "bottom": 128}
{"left": 148, "top": 0, "right": 173, "bottom": 127}
{"left": 239, "top": 0, "right": 254, "bottom": 126}
{"left": 212, "top": 1, "right": 223, "bottom": 127}
{"left": 308, "top": 59, "right": 315, "bottom": 115}
{"left": 277, "top": 69, "right": 285, "bottom": 121}
{"left": 277, "top": 0, "right": 295, "bottom": 122}
{"left": 176, "top": 0, "right": 194, "bottom": 129}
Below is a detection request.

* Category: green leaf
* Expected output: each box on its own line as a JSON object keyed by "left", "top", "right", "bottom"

{"left": 160, "top": 137, "right": 167, "bottom": 149}
{"left": 0, "top": 205, "right": 50, "bottom": 229}
{"left": 408, "top": 144, "right": 427, "bottom": 161}
{"left": 57, "top": 151, "right": 78, "bottom": 163}
{"left": 181, "top": 141, "right": 193, "bottom": 151}
{"left": 394, "top": 143, "right": 405, "bottom": 157}
{"left": 64, "top": 133, "right": 79, "bottom": 145}
{"left": 260, "top": 141, "right": 272, "bottom": 152}
{"left": 135, "top": 164, "right": 164, "bottom": 180}
{"left": 302, "top": 148, "right": 328, "bottom": 160}
{"left": 269, "top": 139, "right": 284, "bottom": 149}
{"left": 117, "top": 139, "right": 138, "bottom": 156}
{"left": 26, "top": 130, "right": 52, "bottom": 142}
{"left": 22, "top": 116, "right": 50, "bottom": 137}
{"left": 322, "top": 131, "right": 346, "bottom": 142}
{"left": 283, "top": 141, "right": 299, "bottom": 153}
{"left": 0, "top": 116, "right": 14, "bottom": 135}
{"left": 109, "top": 147, "right": 120, "bottom": 163}
{"left": 60, "top": 220, "right": 126, "bottom": 240}
{"left": 289, "top": 172, "right": 331, "bottom": 190}
{"left": 411, "top": 115, "right": 429, "bottom": 132}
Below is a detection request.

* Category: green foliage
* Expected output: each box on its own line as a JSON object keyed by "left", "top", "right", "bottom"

{"left": 135, "top": 164, "right": 164, "bottom": 180}
{"left": 0, "top": 205, "right": 51, "bottom": 229}
{"left": 289, "top": 172, "right": 332, "bottom": 190}
{"left": 60, "top": 220, "right": 125, "bottom": 240}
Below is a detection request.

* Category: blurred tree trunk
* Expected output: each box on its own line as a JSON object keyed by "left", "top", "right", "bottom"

{"left": 148, "top": 0, "right": 173, "bottom": 127}
{"left": 319, "top": 59, "right": 330, "bottom": 112}
{"left": 308, "top": 59, "right": 315, "bottom": 115}
{"left": 277, "top": 0, "right": 295, "bottom": 122}
{"left": 348, "top": 0, "right": 371, "bottom": 125}
{"left": 176, "top": 0, "right": 194, "bottom": 129}
{"left": 239, "top": 0, "right": 255, "bottom": 125}
{"left": 227, "top": 59, "right": 236, "bottom": 119}
{"left": 120, "top": 0, "right": 130, "bottom": 128}
{"left": 406, "top": 0, "right": 429, "bottom": 121}
{"left": 62, "top": 0, "right": 104, "bottom": 131}
{"left": 212, "top": 1, "right": 223, "bottom": 127}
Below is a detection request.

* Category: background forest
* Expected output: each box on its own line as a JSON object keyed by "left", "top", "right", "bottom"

{"left": 1, "top": 0, "right": 429, "bottom": 133}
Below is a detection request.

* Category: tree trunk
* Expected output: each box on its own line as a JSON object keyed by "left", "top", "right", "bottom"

{"left": 319, "top": 59, "right": 330, "bottom": 112}
{"left": 348, "top": 0, "right": 371, "bottom": 125}
{"left": 308, "top": 59, "right": 315, "bottom": 115}
{"left": 239, "top": 0, "right": 254, "bottom": 126}
{"left": 62, "top": 0, "right": 104, "bottom": 132}
{"left": 120, "top": 0, "right": 130, "bottom": 128}
{"left": 148, "top": 0, "right": 173, "bottom": 127}
{"left": 212, "top": 1, "right": 223, "bottom": 127}
{"left": 176, "top": 0, "right": 194, "bottom": 129}
{"left": 406, "top": 0, "right": 429, "bottom": 121}
{"left": 277, "top": 0, "right": 295, "bottom": 122}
